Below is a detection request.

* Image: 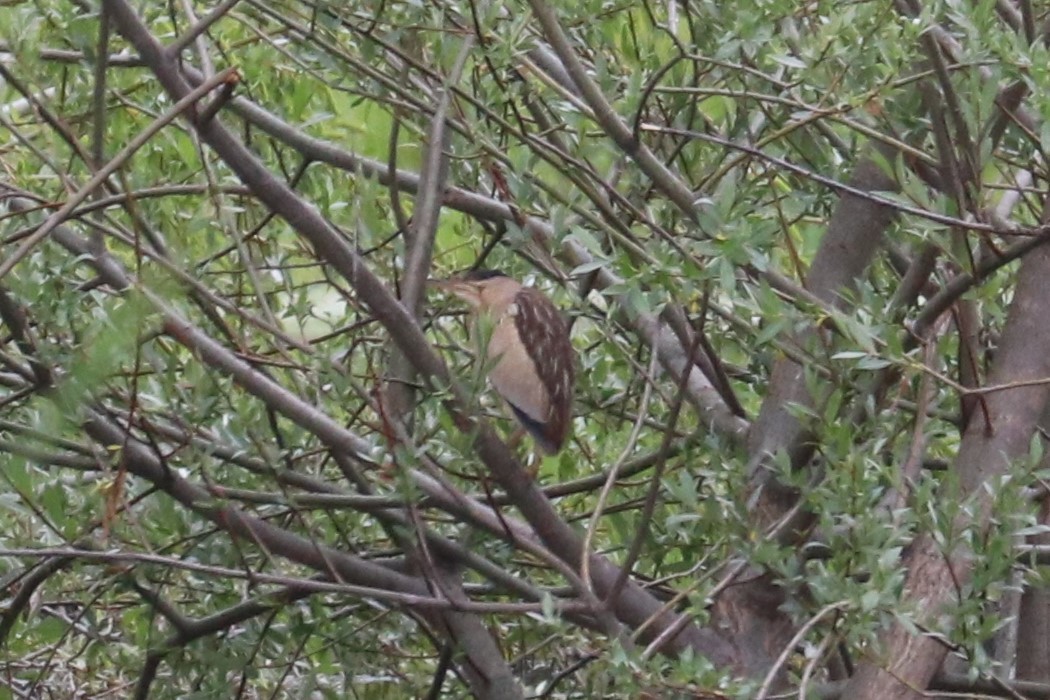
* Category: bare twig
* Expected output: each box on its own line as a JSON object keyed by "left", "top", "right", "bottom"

{"left": 0, "top": 67, "right": 238, "bottom": 282}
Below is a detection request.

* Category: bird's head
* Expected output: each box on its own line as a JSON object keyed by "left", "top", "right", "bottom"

{"left": 431, "top": 269, "right": 522, "bottom": 312}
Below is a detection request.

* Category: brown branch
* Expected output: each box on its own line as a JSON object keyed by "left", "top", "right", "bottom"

{"left": 0, "top": 286, "right": 52, "bottom": 389}
{"left": 103, "top": 0, "right": 739, "bottom": 667}
{"left": 133, "top": 583, "right": 314, "bottom": 699}
{"left": 0, "top": 67, "right": 237, "bottom": 282}
{"left": 524, "top": 0, "right": 703, "bottom": 221}
{"left": 2, "top": 193, "right": 589, "bottom": 627}
{"left": 0, "top": 554, "right": 75, "bottom": 646}
{"left": 639, "top": 123, "right": 1041, "bottom": 237}
{"left": 703, "top": 141, "right": 900, "bottom": 685}
{"left": 165, "top": 0, "right": 242, "bottom": 58}
{"left": 83, "top": 405, "right": 523, "bottom": 699}
{"left": 844, "top": 205, "right": 1050, "bottom": 699}
{"left": 386, "top": 32, "right": 474, "bottom": 421}
{"left": 174, "top": 61, "right": 748, "bottom": 437}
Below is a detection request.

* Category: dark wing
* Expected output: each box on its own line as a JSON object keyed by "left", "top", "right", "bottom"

{"left": 511, "top": 288, "right": 576, "bottom": 453}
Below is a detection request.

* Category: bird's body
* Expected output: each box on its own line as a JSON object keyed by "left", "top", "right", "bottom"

{"left": 435, "top": 270, "right": 575, "bottom": 454}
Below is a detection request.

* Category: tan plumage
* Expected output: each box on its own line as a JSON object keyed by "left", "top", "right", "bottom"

{"left": 434, "top": 270, "right": 575, "bottom": 454}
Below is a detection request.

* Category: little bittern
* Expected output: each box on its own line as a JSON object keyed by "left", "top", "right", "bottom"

{"left": 435, "top": 270, "right": 575, "bottom": 454}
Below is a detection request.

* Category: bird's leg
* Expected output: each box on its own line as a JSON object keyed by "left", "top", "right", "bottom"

{"left": 505, "top": 426, "right": 541, "bottom": 480}
{"left": 506, "top": 425, "right": 526, "bottom": 450}
{"left": 523, "top": 450, "right": 542, "bottom": 480}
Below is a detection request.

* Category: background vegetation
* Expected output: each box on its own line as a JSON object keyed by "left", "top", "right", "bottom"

{"left": 1, "top": 0, "right": 1049, "bottom": 698}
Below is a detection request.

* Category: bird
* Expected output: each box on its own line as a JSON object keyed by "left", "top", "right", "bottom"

{"left": 433, "top": 269, "right": 576, "bottom": 455}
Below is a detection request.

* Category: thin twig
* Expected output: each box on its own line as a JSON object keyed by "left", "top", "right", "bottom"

{"left": 0, "top": 67, "right": 238, "bottom": 282}
{"left": 580, "top": 349, "right": 659, "bottom": 595}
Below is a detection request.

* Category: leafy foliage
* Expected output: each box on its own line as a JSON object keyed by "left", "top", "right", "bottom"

{"left": 1, "top": 0, "right": 1049, "bottom": 698}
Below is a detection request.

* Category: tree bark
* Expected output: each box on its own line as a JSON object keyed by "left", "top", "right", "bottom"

{"left": 844, "top": 229, "right": 1050, "bottom": 699}
{"left": 1017, "top": 495, "right": 1050, "bottom": 681}
{"left": 709, "top": 144, "right": 899, "bottom": 679}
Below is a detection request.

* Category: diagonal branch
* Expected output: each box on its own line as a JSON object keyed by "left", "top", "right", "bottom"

{"left": 103, "top": 0, "right": 739, "bottom": 666}
{"left": 524, "top": 0, "right": 702, "bottom": 220}
{"left": 84, "top": 407, "right": 523, "bottom": 699}
{"left": 176, "top": 62, "right": 748, "bottom": 438}
{"left": 386, "top": 33, "right": 474, "bottom": 421}
{"left": 844, "top": 203, "right": 1050, "bottom": 699}
{"left": 0, "top": 67, "right": 237, "bottom": 282}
